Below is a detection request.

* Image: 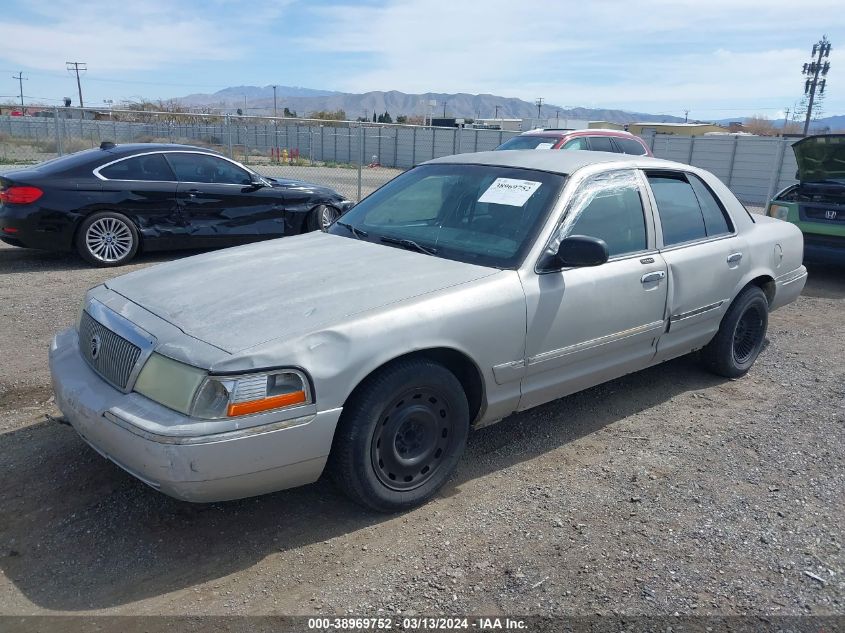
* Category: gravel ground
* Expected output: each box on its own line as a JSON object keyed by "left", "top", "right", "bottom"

{"left": 0, "top": 237, "right": 842, "bottom": 618}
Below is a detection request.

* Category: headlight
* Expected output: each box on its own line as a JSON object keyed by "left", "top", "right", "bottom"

{"left": 190, "top": 369, "right": 311, "bottom": 419}
{"left": 768, "top": 204, "right": 790, "bottom": 220}
{"left": 134, "top": 353, "right": 207, "bottom": 415}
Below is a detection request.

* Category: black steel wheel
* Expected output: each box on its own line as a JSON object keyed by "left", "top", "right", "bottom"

{"left": 701, "top": 285, "right": 769, "bottom": 378}
{"left": 371, "top": 386, "right": 457, "bottom": 491}
{"left": 329, "top": 358, "right": 470, "bottom": 512}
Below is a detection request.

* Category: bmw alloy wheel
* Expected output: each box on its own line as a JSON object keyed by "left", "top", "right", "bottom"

{"left": 85, "top": 217, "right": 134, "bottom": 263}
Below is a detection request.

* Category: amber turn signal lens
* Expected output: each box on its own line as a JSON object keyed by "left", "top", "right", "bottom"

{"left": 227, "top": 390, "right": 307, "bottom": 417}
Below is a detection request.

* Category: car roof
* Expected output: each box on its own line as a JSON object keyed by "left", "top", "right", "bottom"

{"left": 100, "top": 143, "right": 222, "bottom": 156}
{"left": 518, "top": 128, "right": 638, "bottom": 138}
{"left": 424, "top": 149, "right": 678, "bottom": 175}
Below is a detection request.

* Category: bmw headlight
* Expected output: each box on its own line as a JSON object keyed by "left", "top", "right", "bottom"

{"left": 190, "top": 369, "right": 311, "bottom": 419}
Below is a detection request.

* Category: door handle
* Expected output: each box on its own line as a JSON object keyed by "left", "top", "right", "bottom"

{"left": 186, "top": 188, "right": 201, "bottom": 198}
{"left": 727, "top": 252, "right": 743, "bottom": 264}
{"left": 641, "top": 271, "right": 666, "bottom": 284}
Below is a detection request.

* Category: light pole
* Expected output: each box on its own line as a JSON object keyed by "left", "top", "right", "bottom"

{"left": 535, "top": 97, "right": 544, "bottom": 120}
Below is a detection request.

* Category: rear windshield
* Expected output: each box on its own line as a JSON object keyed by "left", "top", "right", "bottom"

{"left": 496, "top": 136, "right": 561, "bottom": 150}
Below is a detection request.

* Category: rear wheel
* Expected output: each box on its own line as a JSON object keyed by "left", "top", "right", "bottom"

{"left": 76, "top": 211, "right": 139, "bottom": 267}
{"left": 700, "top": 286, "right": 769, "bottom": 378}
{"left": 329, "top": 358, "right": 470, "bottom": 512}
{"left": 307, "top": 204, "right": 340, "bottom": 232}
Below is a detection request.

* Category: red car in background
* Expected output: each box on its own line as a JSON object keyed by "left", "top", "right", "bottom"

{"left": 496, "top": 128, "right": 652, "bottom": 156}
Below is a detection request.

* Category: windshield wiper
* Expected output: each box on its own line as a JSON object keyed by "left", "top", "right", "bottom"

{"left": 379, "top": 235, "right": 437, "bottom": 256}
{"left": 336, "top": 221, "right": 369, "bottom": 239}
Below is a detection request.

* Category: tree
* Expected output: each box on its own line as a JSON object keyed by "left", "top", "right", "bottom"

{"left": 283, "top": 107, "right": 297, "bottom": 118}
{"left": 310, "top": 109, "right": 347, "bottom": 121}
{"left": 396, "top": 115, "right": 408, "bottom": 124}
{"left": 372, "top": 112, "right": 377, "bottom": 123}
{"left": 744, "top": 115, "right": 778, "bottom": 136}
{"left": 382, "top": 111, "right": 392, "bottom": 124}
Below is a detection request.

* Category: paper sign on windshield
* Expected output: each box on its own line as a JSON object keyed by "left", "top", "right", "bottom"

{"left": 535, "top": 143, "right": 554, "bottom": 150}
{"left": 478, "top": 178, "right": 542, "bottom": 207}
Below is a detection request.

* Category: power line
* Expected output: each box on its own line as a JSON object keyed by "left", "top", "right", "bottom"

{"left": 66, "top": 61, "right": 87, "bottom": 107}
{"left": 801, "top": 36, "right": 832, "bottom": 135}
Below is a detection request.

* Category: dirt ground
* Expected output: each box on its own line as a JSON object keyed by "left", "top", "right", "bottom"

{"left": 0, "top": 238, "right": 842, "bottom": 618}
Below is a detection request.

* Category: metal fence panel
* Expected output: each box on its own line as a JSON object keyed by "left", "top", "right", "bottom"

{"left": 0, "top": 107, "right": 807, "bottom": 205}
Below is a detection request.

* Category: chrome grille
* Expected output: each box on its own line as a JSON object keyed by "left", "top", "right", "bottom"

{"left": 79, "top": 310, "right": 142, "bottom": 390}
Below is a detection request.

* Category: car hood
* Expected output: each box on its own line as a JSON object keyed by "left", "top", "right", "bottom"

{"left": 105, "top": 232, "right": 498, "bottom": 355}
{"left": 265, "top": 177, "right": 343, "bottom": 199}
{"left": 792, "top": 134, "right": 845, "bottom": 184}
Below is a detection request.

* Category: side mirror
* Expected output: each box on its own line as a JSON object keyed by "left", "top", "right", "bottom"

{"left": 554, "top": 235, "right": 609, "bottom": 267}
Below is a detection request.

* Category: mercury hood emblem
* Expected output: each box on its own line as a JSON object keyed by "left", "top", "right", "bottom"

{"left": 90, "top": 333, "right": 102, "bottom": 360}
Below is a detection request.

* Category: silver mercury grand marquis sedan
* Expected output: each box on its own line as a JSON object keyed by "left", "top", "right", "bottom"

{"left": 49, "top": 150, "right": 807, "bottom": 512}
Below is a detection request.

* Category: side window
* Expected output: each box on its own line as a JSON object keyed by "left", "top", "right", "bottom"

{"left": 165, "top": 153, "right": 252, "bottom": 185}
{"left": 587, "top": 136, "right": 615, "bottom": 152}
{"left": 562, "top": 138, "right": 588, "bottom": 150}
{"left": 688, "top": 174, "right": 732, "bottom": 236}
{"left": 616, "top": 138, "right": 648, "bottom": 156}
{"left": 647, "top": 174, "right": 707, "bottom": 246}
{"left": 99, "top": 154, "right": 175, "bottom": 181}
{"left": 562, "top": 170, "right": 648, "bottom": 257}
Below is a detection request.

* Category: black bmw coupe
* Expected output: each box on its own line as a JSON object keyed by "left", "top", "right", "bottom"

{"left": 0, "top": 142, "right": 354, "bottom": 266}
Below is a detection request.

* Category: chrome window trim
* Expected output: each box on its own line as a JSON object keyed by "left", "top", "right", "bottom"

{"left": 92, "top": 150, "right": 259, "bottom": 185}
{"left": 83, "top": 299, "right": 157, "bottom": 393}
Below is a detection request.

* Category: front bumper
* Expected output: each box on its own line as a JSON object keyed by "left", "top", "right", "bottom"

{"left": 49, "top": 327, "right": 342, "bottom": 502}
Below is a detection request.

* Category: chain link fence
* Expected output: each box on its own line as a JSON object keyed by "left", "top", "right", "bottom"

{"left": 0, "top": 107, "right": 800, "bottom": 206}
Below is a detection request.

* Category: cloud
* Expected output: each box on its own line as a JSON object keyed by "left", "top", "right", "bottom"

{"left": 0, "top": 0, "right": 276, "bottom": 71}
{"left": 297, "top": 0, "right": 845, "bottom": 114}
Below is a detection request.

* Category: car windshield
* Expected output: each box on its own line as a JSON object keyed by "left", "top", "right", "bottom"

{"left": 327, "top": 163, "right": 565, "bottom": 269}
{"left": 496, "top": 136, "right": 561, "bottom": 150}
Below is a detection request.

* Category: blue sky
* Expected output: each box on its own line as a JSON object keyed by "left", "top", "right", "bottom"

{"left": 0, "top": 0, "right": 842, "bottom": 120}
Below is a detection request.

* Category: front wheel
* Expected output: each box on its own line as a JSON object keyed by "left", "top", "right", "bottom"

{"left": 328, "top": 358, "right": 470, "bottom": 512}
{"left": 75, "top": 211, "right": 139, "bottom": 267}
{"left": 700, "top": 286, "right": 769, "bottom": 378}
{"left": 307, "top": 204, "right": 340, "bottom": 232}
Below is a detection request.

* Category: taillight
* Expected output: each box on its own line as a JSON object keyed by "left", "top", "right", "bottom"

{"left": 0, "top": 185, "right": 43, "bottom": 204}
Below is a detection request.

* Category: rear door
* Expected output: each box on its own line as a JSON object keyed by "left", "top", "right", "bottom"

{"left": 586, "top": 136, "right": 616, "bottom": 153}
{"left": 644, "top": 170, "right": 748, "bottom": 362}
{"left": 166, "top": 152, "right": 283, "bottom": 244}
{"left": 95, "top": 153, "right": 181, "bottom": 244}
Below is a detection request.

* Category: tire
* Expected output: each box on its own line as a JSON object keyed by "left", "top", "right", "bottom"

{"left": 700, "top": 286, "right": 769, "bottom": 378}
{"left": 306, "top": 204, "right": 340, "bottom": 232}
{"left": 328, "top": 358, "right": 470, "bottom": 513}
{"left": 75, "top": 211, "right": 139, "bottom": 267}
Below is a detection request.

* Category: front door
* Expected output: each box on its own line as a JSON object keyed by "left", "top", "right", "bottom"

{"left": 519, "top": 169, "right": 669, "bottom": 410}
{"left": 166, "top": 152, "right": 278, "bottom": 245}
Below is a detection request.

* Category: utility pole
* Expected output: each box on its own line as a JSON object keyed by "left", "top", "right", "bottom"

{"left": 65, "top": 61, "right": 86, "bottom": 107}
{"left": 684, "top": 109, "right": 689, "bottom": 123}
{"left": 535, "top": 97, "right": 544, "bottom": 120}
{"left": 494, "top": 104, "right": 500, "bottom": 120}
{"left": 272, "top": 85, "right": 278, "bottom": 118}
{"left": 801, "top": 36, "right": 832, "bottom": 136}
{"left": 783, "top": 107, "right": 790, "bottom": 133}
{"left": 442, "top": 100, "right": 447, "bottom": 117}
{"left": 12, "top": 71, "right": 27, "bottom": 113}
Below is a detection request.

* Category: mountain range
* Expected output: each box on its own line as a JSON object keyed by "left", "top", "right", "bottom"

{"left": 176, "top": 85, "right": 686, "bottom": 124}
{"left": 175, "top": 85, "right": 845, "bottom": 129}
